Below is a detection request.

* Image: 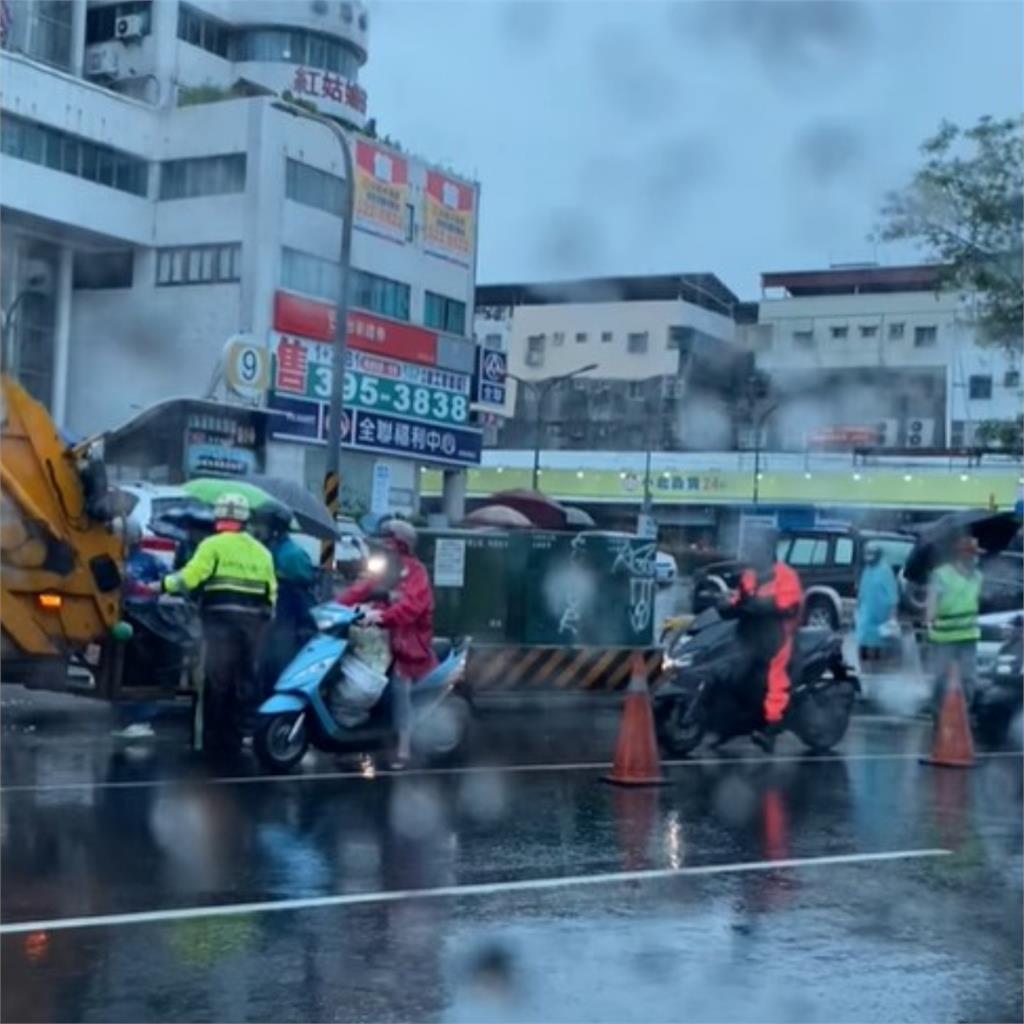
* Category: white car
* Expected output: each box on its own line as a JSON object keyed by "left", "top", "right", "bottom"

{"left": 117, "top": 482, "right": 208, "bottom": 567}
{"left": 655, "top": 550, "right": 679, "bottom": 586}
{"left": 977, "top": 610, "right": 1024, "bottom": 681}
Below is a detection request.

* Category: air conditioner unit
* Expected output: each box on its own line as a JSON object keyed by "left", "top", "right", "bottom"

{"left": 905, "top": 417, "right": 936, "bottom": 448}
{"left": 115, "top": 14, "right": 145, "bottom": 40}
{"left": 874, "top": 418, "right": 899, "bottom": 447}
{"left": 86, "top": 47, "right": 120, "bottom": 78}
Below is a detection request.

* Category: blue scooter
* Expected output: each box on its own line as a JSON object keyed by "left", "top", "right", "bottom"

{"left": 254, "top": 604, "right": 471, "bottom": 773}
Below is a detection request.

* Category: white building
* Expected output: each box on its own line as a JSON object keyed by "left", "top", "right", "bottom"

{"left": 750, "top": 264, "right": 1021, "bottom": 450}
{"left": 474, "top": 274, "right": 747, "bottom": 451}
{"left": 1, "top": 0, "right": 481, "bottom": 515}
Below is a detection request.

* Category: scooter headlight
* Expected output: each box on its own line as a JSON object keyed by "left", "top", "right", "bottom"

{"left": 663, "top": 652, "right": 694, "bottom": 672}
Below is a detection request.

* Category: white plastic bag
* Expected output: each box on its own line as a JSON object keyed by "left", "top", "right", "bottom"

{"left": 335, "top": 654, "right": 389, "bottom": 710}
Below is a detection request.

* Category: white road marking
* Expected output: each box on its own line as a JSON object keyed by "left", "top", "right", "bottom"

{"left": 0, "top": 848, "right": 951, "bottom": 935}
{"left": 1, "top": 748, "right": 1020, "bottom": 794}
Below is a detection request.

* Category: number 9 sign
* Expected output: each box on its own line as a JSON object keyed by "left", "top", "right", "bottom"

{"left": 224, "top": 336, "right": 270, "bottom": 401}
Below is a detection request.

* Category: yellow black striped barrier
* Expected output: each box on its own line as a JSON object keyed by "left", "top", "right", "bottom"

{"left": 321, "top": 471, "right": 340, "bottom": 569}
{"left": 465, "top": 645, "right": 664, "bottom": 693}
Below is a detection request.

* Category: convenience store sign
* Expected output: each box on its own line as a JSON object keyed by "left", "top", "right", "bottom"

{"left": 419, "top": 466, "right": 1020, "bottom": 510}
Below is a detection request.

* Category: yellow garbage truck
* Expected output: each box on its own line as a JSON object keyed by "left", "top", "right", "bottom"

{"left": 1, "top": 374, "right": 130, "bottom": 694}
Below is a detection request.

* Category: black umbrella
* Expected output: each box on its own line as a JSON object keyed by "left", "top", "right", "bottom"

{"left": 243, "top": 474, "right": 336, "bottom": 540}
{"left": 903, "top": 510, "right": 1020, "bottom": 585}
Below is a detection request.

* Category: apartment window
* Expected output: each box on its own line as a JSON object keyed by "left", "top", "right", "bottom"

{"left": 73, "top": 251, "right": 134, "bottom": 290}
{"left": 888, "top": 322, "right": 905, "bottom": 340}
{"left": 627, "top": 381, "right": 644, "bottom": 399}
{"left": 484, "top": 333, "right": 503, "bottom": 348}
{"left": 0, "top": 114, "right": 148, "bottom": 196}
{"left": 859, "top": 324, "right": 879, "bottom": 338}
{"left": 230, "top": 27, "right": 361, "bottom": 78}
{"left": 951, "top": 420, "right": 966, "bottom": 447}
{"left": 830, "top": 325, "right": 849, "bottom": 340}
{"left": 793, "top": 330, "right": 814, "bottom": 348}
{"left": 350, "top": 268, "right": 410, "bottom": 321}
{"left": 969, "top": 375, "right": 993, "bottom": 400}
{"left": 575, "top": 332, "right": 588, "bottom": 344}
{"left": 156, "top": 244, "right": 240, "bottom": 286}
{"left": 8, "top": 0, "right": 74, "bottom": 69}
{"left": 914, "top": 325, "right": 938, "bottom": 347}
{"left": 627, "top": 331, "right": 648, "bottom": 354}
{"left": 404, "top": 203, "right": 415, "bottom": 242}
{"left": 159, "top": 154, "right": 245, "bottom": 200}
{"left": 601, "top": 331, "right": 613, "bottom": 343}
{"left": 526, "top": 335, "right": 545, "bottom": 367}
{"left": 87, "top": 1, "right": 153, "bottom": 44}
{"left": 1004, "top": 370, "right": 1020, "bottom": 388}
{"left": 424, "top": 291, "right": 466, "bottom": 335}
{"left": 285, "top": 158, "right": 345, "bottom": 216}
{"left": 176, "top": 4, "right": 230, "bottom": 57}
{"left": 552, "top": 331, "right": 566, "bottom": 347}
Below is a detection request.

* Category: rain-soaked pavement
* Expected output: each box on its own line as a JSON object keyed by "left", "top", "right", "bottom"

{"left": 1, "top": 688, "right": 1021, "bottom": 1023}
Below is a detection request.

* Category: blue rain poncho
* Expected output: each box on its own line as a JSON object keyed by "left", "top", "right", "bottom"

{"left": 855, "top": 559, "right": 899, "bottom": 648}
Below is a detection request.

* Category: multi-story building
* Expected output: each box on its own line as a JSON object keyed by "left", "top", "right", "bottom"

{"left": 1, "top": 0, "right": 481, "bottom": 515}
{"left": 475, "top": 273, "right": 748, "bottom": 452}
{"left": 748, "top": 264, "right": 1021, "bottom": 451}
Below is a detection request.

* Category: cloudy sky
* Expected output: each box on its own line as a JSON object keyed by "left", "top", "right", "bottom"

{"left": 364, "top": 1, "right": 1022, "bottom": 300}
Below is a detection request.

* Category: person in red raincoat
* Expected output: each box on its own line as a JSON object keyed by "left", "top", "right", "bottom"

{"left": 339, "top": 518, "right": 437, "bottom": 766}
{"left": 718, "top": 527, "right": 803, "bottom": 753}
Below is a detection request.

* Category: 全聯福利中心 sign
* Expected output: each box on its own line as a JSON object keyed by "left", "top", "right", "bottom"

{"left": 267, "top": 393, "right": 482, "bottom": 468}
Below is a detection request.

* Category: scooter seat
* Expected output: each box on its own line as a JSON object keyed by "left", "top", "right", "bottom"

{"left": 432, "top": 638, "right": 453, "bottom": 660}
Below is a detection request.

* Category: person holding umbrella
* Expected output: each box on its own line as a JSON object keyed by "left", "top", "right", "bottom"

{"left": 926, "top": 534, "right": 983, "bottom": 710}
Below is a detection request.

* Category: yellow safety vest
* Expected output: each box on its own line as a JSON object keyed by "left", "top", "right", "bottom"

{"left": 164, "top": 530, "right": 277, "bottom": 613}
{"left": 928, "top": 563, "right": 981, "bottom": 644}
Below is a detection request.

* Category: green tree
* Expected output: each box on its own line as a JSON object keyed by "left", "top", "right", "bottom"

{"left": 877, "top": 116, "right": 1023, "bottom": 354}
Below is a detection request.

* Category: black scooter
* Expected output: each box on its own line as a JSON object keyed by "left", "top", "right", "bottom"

{"left": 973, "top": 617, "right": 1023, "bottom": 748}
{"left": 654, "top": 607, "right": 860, "bottom": 756}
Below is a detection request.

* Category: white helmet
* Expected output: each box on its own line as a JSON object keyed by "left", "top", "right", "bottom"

{"left": 380, "top": 517, "right": 417, "bottom": 552}
{"left": 213, "top": 492, "right": 251, "bottom": 524}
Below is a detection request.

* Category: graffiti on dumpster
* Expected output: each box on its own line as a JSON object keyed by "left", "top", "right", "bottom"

{"left": 612, "top": 539, "right": 656, "bottom": 634}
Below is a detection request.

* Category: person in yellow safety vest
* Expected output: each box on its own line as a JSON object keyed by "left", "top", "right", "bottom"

{"left": 926, "top": 534, "right": 983, "bottom": 712}
{"left": 160, "top": 493, "right": 277, "bottom": 754}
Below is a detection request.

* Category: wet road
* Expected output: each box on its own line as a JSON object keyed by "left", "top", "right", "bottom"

{"left": 2, "top": 690, "right": 1021, "bottom": 1023}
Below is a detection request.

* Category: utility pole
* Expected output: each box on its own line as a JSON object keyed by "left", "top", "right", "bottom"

{"left": 272, "top": 101, "right": 354, "bottom": 568}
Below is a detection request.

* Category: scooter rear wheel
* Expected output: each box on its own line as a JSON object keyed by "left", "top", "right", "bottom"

{"left": 254, "top": 712, "right": 310, "bottom": 774}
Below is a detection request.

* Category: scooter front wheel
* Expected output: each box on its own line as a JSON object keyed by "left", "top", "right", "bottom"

{"left": 254, "top": 712, "right": 310, "bottom": 774}
{"left": 655, "top": 697, "right": 705, "bottom": 757}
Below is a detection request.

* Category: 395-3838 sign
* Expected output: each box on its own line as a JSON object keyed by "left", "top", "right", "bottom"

{"left": 271, "top": 332, "right": 470, "bottom": 428}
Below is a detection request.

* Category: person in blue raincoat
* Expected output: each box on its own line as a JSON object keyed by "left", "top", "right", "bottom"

{"left": 253, "top": 503, "right": 317, "bottom": 695}
{"left": 855, "top": 544, "right": 900, "bottom": 667}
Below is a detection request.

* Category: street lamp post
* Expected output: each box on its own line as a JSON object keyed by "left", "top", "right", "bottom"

{"left": 271, "top": 101, "right": 355, "bottom": 516}
{"left": 508, "top": 363, "right": 599, "bottom": 491}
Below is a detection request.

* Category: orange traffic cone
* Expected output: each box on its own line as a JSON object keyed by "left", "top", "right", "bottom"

{"left": 603, "top": 653, "right": 667, "bottom": 786}
{"left": 921, "top": 660, "right": 976, "bottom": 768}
